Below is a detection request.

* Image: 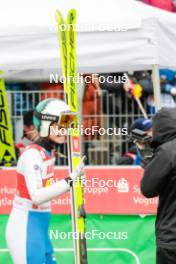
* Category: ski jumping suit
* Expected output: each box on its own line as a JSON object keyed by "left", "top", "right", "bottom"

{"left": 6, "top": 144, "right": 69, "bottom": 264}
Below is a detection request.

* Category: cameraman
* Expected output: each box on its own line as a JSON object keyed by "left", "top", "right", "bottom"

{"left": 141, "top": 107, "right": 176, "bottom": 264}
{"left": 116, "top": 118, "right": 152, "bottom": 165}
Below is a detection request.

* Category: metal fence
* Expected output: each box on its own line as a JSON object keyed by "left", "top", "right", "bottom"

{"left": 7, "top": 89, "right": 151, "bottom": 165}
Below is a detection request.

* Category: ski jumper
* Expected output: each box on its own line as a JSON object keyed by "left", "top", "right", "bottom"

{"left": 6, "top": 144, "right": 68, "bottom": 264}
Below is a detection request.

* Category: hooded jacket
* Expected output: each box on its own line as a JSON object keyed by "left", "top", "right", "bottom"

{"left": 141, "top": 107, "right": 176, "bottom": 248}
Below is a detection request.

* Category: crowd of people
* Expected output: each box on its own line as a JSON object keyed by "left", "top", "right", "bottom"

{"left": 6, "top": 69, "right": 176, "bottom": 165}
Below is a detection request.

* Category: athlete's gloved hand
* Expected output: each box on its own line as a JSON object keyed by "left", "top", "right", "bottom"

{"left": 70, "top": 156, "right": 86, "bottom": 182}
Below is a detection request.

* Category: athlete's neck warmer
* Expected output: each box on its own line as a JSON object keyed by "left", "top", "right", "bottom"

{"left": 34, "top": 137, "right": 56, "bottom": 152}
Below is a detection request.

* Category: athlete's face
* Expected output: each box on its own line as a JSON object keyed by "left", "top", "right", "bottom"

{"left": 48, "top": 123, "right": 67, "bottom": 144}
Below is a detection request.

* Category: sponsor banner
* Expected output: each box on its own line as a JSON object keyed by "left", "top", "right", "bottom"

{"left": 0, "top": 214, "right": 156, "bottom": 264}
{"left": 0, "top": 167, "right": 158, "bottom": 215}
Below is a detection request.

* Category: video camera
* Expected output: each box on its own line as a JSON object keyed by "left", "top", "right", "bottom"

{"left": 129, "top": 129, "right": 152, "bottom": 145}
{"left": 129, "top": 128, "right": 153, "bottom": 165}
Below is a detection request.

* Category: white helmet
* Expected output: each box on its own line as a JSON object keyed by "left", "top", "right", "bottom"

{"left": 33, "top": 98, "right": 75, "bottom": 137}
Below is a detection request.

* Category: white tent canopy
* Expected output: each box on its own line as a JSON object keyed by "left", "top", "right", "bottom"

{"left": 0, "top": 0, "right": 176, "bottom": 81}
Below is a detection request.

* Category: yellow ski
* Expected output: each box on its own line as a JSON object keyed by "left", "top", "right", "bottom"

{"left": 0, "top": 77, "right": 16, "bottom": 166}
{"left": 56, "top": 9, "right": 88, "bottom": 264}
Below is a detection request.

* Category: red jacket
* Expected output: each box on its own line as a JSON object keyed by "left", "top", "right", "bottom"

{"left": 83, "top": 76, "right": 101, "bottom": 139}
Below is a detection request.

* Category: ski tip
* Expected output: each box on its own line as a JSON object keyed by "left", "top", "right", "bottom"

{"left": 69, "top": 8, "right": 76, "bottom": 13}
{"left": 69, "top": 8, "right": 77, "bottom": 16}
{"left": 55, "top": 10, "right": 66, "bottom": 25}
{"left": 67, "top": 8, "right": 77, "bottom": 24}
{"left": 55, "top": 10, "right": 61, "bottom": 21}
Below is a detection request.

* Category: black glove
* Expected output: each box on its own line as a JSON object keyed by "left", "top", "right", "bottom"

{"left": 138, "top": 145, "right": 153, "bottom": 168}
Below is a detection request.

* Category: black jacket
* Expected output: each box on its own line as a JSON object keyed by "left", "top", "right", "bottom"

{"left": 141, "top": 107, "right": 176, "bottom": 248}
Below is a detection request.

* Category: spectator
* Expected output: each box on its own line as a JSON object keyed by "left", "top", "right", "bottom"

{"left": 100, "top": 72, "right": 127, "bottom": 127}
{"left": 147, "top": 69, "right": 176, "bottom": 114}
{"left": 123, "top": 70, "right": 176, "bottom": 115}
{"left": 39, "top": 82, "right": 64, "bottom": 100}
{"left": 100, "top": 72, "right": 140, "bottom": 159}
{"left": 15, "top": 111, "right": 39, "bottom": 158}
{"left": 82, "top": 74, "right": 101, "bottom": 163}
{"left": 82, "top": 74, "right": 101, "bottom": 139}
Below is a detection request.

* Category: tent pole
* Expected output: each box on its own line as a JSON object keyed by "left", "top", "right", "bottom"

{"left": 152, "top": 64, "right": 161, "bottom": 111}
